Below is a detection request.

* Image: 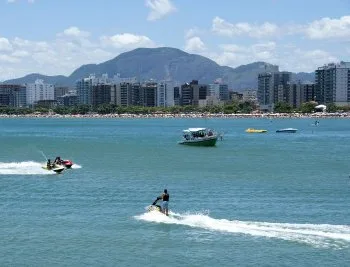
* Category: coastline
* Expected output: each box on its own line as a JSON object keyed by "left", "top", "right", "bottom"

{"left": 1, "top": 112, "right": 350, "bottom": 119}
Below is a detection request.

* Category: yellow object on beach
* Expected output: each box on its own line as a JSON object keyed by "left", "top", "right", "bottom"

{"left": 245, "top": 128, "right": 267, "bottom": 133}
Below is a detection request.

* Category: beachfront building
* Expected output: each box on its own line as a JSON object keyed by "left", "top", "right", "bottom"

{"left": 56, "top": 91, "right": 78, "bottom": 106}
{"left": 54, "top": 86, "right": 70, "bottom": 100}
{"left": 76, "top": 74, "right": 98, "bottom": 105}
{"left": 92, "top": 84, "right": 111, "bottom": 107}
{"left": 257, "top": 71, "right": 292, "bottom": 111}
{"left": 131, "top": 83, "right": 143, "bottom": 106}
{"left": 111, "top": 82, "right": 132, "bottom": 107}
{"left": 180, "top": 80, "right": 208, "bottom": 106}
{"left": 229, "top": 91, "right": 243, "bottom": 102}
{"left": 142, "top": 81, "right": 157, "bottom": 107}
{"left": 242, "top": 89, "right": 257, "bottom": 103}
{"left": 26, "top": 79, "right": 54, "bottom": 106}
{"left": 315, "top": 62, "right": 350, "bottom": 106}
{"left": 208, "top": 82, "right": 229, "bottom": 102}
{"left": 287, "top": 82, "right": 316, "bottom": 108}
{"left": 174, "top": 86, "right": 180, "bottom": 106}
{"left": 157, "top": 82, "right": 167, "bottom": 107}
{"left": 0, "top": 84, "right": 26, "bottom": 107}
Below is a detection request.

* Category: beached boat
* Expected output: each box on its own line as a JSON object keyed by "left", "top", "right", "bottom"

{"left": 178, "top": 128, "right": 218, "bottom": 146}
{"left": 245, "top": 128, "right": 267, "bottom": 133}
{"left": 276, "top": 128, "right": 298, "bottom": 133}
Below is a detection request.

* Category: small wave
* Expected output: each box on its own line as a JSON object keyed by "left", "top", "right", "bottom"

{"left": 135, "top": 211, "right": 350, "bottom": 249}
{"left": 0, "top": 161, "right": 56, "bottom": 175}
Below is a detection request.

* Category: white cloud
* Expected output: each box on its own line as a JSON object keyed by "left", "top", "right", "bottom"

{"left": 0, "top": 54, "right": 20, "bottom": 63}
{"left": 185, "top": 28, "right": 205, "bottom": 39}
{"left": 59, "top": 26, "right": 90, "bottom": 38}
{"left": 100, "top": 33, "right": 155, "bottom": 49}
{"left": 213, "top": 41, "right": 278, "bottom": 67}
{"left": 211, "top": 16, "right": 350, "bottom": 41}
{"left": 205, "top": 41, "right": 340, "bottom": 73}
{"left": 212, "top": 17, "right": 278, "bottom": 38}
{"left": 11, "top": 50, "right": 30, "bottom": 57}
{"left": 184, "top": 36, "right": 206, "bottom": 53}
{"left": 0, "top": 28, "right": 158, "bottom": 80}
{"left": 7, "top": 0, "right": 35, "bottom": 3}
{"left": 0, "top": 37, "right": 13, "bottom": 51}
{"left": 303, "top": 16, "right": 350, "bottom": 39}
{"left": 218, "top": 44, "right": 248, "bottom": 53}
{"left": 145, "top": 0, "right": 176, "bottom": 21}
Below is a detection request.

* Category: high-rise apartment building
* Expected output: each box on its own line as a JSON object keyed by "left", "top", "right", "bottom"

{"left": 257, "top": 71, "right": 292, "bottom": 111}
{"left": 157, "top": 82, "right": 167, "bottom": 107}
{"left": 0, "top": 84, "right": 26, "bottom": 107}
{"left": 26, "top": 79, "right": 54, "bottom": 106}
{"left": 315, "top": 62, "right": 350, "bottom": 106}
{"left": 92, "top": 84, "right": 111, "bottom": 106}
{"left": 76, "top": 75, "right": 98, "bottom": 105}
{"left": 142, "top": 82, "right": 157, "bottom": 107}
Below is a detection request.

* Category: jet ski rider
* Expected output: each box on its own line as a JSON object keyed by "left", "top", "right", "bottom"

{"left": 157, "top": 189, "right": 169, "bottom": 216}
{"left": 47, "top": 159, "right": 52, "bottom": 169}
{"left": 54, "top": 156, "right": 62, "bottom": 165}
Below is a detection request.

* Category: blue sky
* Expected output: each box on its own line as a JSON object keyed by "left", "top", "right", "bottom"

{"left": 0, "top": 0, "right": 349, "bottom": 80}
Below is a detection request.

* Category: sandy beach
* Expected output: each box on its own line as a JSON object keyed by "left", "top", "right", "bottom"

{"left": 1, "top": 112, "right": 350, "bottom": 119}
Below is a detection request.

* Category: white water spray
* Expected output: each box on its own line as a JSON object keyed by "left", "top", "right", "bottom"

{"left": 135, "top": 210, "right": 350, "bottom": 249}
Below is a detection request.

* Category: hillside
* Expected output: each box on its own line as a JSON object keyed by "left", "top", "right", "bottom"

{"left": 3, "top": 47, "right": 314, "bottom": 90}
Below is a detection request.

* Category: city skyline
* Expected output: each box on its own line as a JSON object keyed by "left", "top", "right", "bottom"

{"left": 0, "top": 0, "right": 349, "bottom": 81}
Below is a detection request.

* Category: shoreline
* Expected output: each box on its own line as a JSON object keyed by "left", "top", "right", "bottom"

{"left": 1, "top": 112, "right": 350, "bottom": 119}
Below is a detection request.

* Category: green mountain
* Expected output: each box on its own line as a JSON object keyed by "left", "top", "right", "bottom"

{"left": 3, "top": 47, "right": 314, "bottom": 90}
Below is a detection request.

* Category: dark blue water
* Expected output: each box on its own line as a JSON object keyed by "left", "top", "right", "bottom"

{"left": 0, "top": 118, "right": 349, "bottom": 266}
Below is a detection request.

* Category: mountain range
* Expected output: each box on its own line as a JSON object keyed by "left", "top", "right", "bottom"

{"left": 3, "top": 47, "right": 315, "bottom": 91}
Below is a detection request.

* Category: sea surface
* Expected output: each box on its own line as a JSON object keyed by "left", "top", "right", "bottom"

{"left": 0, "top": 117, "right": 349, "bottom": 267}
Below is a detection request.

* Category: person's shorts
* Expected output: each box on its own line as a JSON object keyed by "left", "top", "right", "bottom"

{"left": 162, "top": 201, "right": 169, "bottom": 210}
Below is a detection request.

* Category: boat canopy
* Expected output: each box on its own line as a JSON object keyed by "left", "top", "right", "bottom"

{"left": 184, "top": 128, "right": 207, "bottom": 133}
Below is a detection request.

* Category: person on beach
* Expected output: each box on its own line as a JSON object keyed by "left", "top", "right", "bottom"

{"left": 156, "top": 189, "right": 169, "bottom": 216}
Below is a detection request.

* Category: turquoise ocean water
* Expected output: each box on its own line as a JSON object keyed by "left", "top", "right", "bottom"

{"left": 0, "top": 117, "right": 349, "bottom": 266}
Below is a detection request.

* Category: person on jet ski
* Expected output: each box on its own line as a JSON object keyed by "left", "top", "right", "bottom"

{"left": 47, "top": 159, "right": 52, "bottom": 169}
{"left": 54, "top": 156, "right": 62, "bottom": 165}
{"left": 154, "top": 189, "right": 169, "bottom": 216}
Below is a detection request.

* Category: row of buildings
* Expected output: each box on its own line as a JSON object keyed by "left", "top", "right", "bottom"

{"left": 0, "top": 73, "right": 245, "bottom": 109}
{"left": 1, "top": 61, "right": 349, "bottom": 110}
{"left": 258, "top": 61, "right": 350, "bottom": 111}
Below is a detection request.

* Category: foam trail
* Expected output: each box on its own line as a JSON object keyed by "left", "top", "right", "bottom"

{"left": 71, "top": 164, "right": 82, "bottom": 169}
{"left": 0, "top": 161, "right": 56, "bottom": 175}
{"left": 135, "top": 211, "right": 350, "bottom": 249}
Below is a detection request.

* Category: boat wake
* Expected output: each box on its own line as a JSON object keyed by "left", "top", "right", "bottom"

{"left": 0, "top": 161, "right": 70, "bottom": 175}
{"left": 71, "top": 164, "right": 82, "bottom": 169}
{"left": 135, "top": 210, "right": 350, "bottom": 249}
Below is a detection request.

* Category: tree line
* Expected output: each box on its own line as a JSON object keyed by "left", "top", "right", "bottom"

{"left": 0, "top": 101, "right": 349, "bottom": 115}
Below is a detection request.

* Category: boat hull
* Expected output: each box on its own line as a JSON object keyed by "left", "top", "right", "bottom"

{"left": 245, "top": 129, "right": 267, "bottom": 133}
{"left": 61, "top": 160, "right": 73, "bottom": 168}
{"left": 42, "top": 164, "right": 65, "bottom": 173}
{"left": 178, "top": 136, "right": 218, "bottom": 146}
{"left": 276, "top": 128, "right": 297, "bottom": 133}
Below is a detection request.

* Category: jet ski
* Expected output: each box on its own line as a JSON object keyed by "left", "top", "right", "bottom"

{"left": 60, "top": 159, "right": 73, "bottom": 169}
{"left": 42, "top": 164, "right": 65, "bottom": 174}
{"left": 148, "top": 198, "right": 162, "bottom": 213}
{"left": 53, "top": 157, "right": 73, "bottom": 169}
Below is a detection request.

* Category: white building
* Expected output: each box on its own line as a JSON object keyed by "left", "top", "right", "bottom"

{"left": 26, "top": 79, "right": 55, "bottom": 106}
{"left": 157, "top": 82, "right": 167, "bottom": 107}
